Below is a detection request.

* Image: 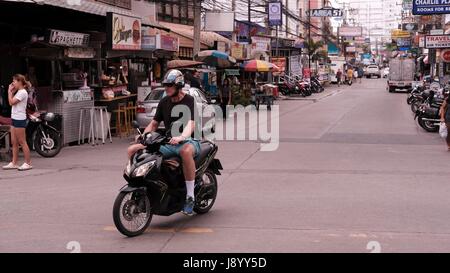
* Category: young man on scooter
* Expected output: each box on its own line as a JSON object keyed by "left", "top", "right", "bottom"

{"left": 127, "top": 70, "right": 201, "bottom": 216}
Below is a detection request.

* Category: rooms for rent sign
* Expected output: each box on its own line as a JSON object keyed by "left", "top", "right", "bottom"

{"left": 413, "top": 0, "right": 450, "bottom": 15}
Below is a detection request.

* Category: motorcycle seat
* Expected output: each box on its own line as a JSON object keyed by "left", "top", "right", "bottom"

{"left": 195, "top": 141, "right": 214, "bottom": 168}
{"left": 162, "top": 141, "right": 214, "bottom": 169}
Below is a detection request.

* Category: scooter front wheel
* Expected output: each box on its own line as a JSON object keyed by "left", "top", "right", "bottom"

{"left": 113, "top": 190, "right": 152, "bottom": 237}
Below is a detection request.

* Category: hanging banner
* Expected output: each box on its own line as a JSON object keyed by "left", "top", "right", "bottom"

{"left": 338, "top": 26, "right": 362, "bottom": 37}
{"left": 268, "top": 2, "right": 283, "bottom": 26}
{"left": 231, "top": 43, "right": 246, "bottom": 60}
{"left": 289, "top": 55, "right": 302, "bottom": 76}
{"left": 107, "top": 12, "right": 141, "bottom": 50}
{"left": 413, "top": 0, "right": 450, "bottom": 15}
{"left": 271, "top": 57, "right": 286, "bottom": 75}
{"left": 251, "top": 36, "right": 271, "bottom": 53}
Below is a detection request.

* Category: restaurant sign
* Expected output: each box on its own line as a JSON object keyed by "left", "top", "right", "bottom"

{"left": 425, "top": 35, "right": 450, "bottom": 48}
{"left": 107, "top": 12, "right": 141, "bottom": 50}
{"left": 48, "top": 29, "right": 89, "bottom": 47}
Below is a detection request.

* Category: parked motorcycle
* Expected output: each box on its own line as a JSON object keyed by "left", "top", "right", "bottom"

{"left": 296, "top": 79, "right": 312, "bottom": 97}
{"left": 278, "top": 80, "right": 298, "bottom": 96}
{"left": 113, "top": 122, "right": 223, "bottom": 237}
{"left": 27, "top": 112, "right": 63, "bottom": 158}
{"left": 310, "top": 76, "right": 324, "bottom": 93}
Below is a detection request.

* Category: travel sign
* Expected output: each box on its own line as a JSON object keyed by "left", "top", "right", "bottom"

{"left": 412, "top": 0, "right": 450, "bottom": 15}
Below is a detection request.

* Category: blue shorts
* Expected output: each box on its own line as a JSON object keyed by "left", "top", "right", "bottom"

{"left": 159, "top": 138, "right": 201, "bottom": 159}
{"left": 12, "top": 119, "right": 27, "bottom": 128}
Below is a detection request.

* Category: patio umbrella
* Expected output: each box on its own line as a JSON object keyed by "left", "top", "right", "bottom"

{"left": 167, "top": 60, "right": 204, "bottom": 69}
{"left": 241, "top": 60, "right": 280, "bottom": 72}
{"left": 194, "top": 50, "right": 236, "bottom": 68}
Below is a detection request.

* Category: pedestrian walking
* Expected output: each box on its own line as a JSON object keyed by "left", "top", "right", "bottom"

{"left": 353, "top": 69, "right": 359, "bottom": 83}
{"left": 440, "top": 95, "right": 450, "bottom": 151}
{"left": 336, "top": 69, "right": 343, "bottom": 87}
{"left": 3, "top": 74, "right": 33, "bottom": 171}
{"left": 358, "top": 67, "right": 364, "bottom": 83}
{"left": 347, "top": 67, "right": 354, "bottom": 85}
{"left": 219, "top": 78, "right": 232, "bottom": 120}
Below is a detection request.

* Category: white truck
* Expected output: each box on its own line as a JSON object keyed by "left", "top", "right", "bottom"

{"left": 387, "top": 58, "right": 415, "bottom": 93}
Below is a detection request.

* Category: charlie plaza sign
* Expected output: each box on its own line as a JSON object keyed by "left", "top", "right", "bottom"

{"left": 412, "top": 0, "right": 450, "bottom": 15}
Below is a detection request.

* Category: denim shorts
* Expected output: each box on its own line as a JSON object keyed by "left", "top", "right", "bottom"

{"left": 12, "top": 119, "right": 27, "bottom": 128}
{"left": 159, "top": 138, "right": 200, "bottom": 159}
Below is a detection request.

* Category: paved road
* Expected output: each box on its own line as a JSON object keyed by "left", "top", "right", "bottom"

{"left": 1, "top": 78, "right": 449, "bottom": 253}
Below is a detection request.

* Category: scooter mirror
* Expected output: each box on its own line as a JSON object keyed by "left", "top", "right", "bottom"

{"left": 132, "top": 121, "right": 140, "bottom": 129}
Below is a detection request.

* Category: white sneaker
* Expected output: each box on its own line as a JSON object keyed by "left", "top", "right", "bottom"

{"left": 2, "top": 162, "right": 19, "bottom": 170}
{"left": 18, "top": 163, "right": 33, "bottom": 171}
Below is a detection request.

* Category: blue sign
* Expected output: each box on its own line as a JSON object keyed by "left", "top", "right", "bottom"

{"left": 268, "top": 2, "right": 283, "bottom": 26}
{"left": 412, "top": 0, "right": 450, "bottom": 15}
{"left": 362, "top": 53, "right": 371, "bottom": 59}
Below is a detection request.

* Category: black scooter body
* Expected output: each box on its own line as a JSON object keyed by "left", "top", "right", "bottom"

{"left": 122, "top": 132, "right": 222, "bottom": 217}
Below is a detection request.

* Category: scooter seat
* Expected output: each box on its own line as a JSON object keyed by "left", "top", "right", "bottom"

{"left": 162, "top": 141, "right": 214, "bottom": 169}
{"left": 195, "top": 141, "right": 214, "bottom": 168}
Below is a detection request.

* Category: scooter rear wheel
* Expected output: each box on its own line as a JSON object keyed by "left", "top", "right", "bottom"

{"left": 194, "top": 170, "right": 218, "bottom": 214}
{"left": 113, "top": 190, "right": 152, "bottom": 237}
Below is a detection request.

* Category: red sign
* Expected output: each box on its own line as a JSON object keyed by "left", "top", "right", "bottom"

{"left": 157, "top": 34, "right": 179, "bottom": 52}
{"left": 271, "top": 57, "right": 286, "bottom": 75}
{"left": 302, "top": 68, "right": 311, "bottom": 79}
{"left": 441, "top": 49, "right": 450, "bottom": 63}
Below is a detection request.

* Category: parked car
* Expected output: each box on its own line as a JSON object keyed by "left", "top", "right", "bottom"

{"left": 136, "top": 87, "right": 216, "bottom": 136}
{"left": 364, "top": 65, "right": 381, "bottom": 78}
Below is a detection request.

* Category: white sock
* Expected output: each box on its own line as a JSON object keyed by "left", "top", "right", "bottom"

{"left": 186, "top": 180, "right": 195, "bottom": 199}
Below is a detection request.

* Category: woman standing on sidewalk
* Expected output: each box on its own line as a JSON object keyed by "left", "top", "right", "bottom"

{"left": 440, "top": 95, "right": 450, "bottom": 151}
{"left": 3, "top": 74, "right": 33, "bottom": 171}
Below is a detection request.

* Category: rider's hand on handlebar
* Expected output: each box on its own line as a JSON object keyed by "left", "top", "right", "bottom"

{"left": 169, "top": 136, "right": 184, "bottom": 145}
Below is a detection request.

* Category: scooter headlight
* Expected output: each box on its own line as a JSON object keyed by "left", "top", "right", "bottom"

{"left": 132, "top": 160, "right": 156, "bottom": 178}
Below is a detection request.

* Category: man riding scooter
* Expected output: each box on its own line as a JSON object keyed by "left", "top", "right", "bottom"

{"left": 127, "top": 69, "right": 201, "bottom": 216}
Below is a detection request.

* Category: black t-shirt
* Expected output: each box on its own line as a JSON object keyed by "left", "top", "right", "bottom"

{"left": 153, "top": 94, "right": 196, "bottom": 137}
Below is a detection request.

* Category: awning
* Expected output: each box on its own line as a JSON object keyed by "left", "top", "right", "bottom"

{"left": 4, "top": 0, "right": 169, "bottom": 31}
{"left": 159, "top": 22, "right": 231, "bottom": 48}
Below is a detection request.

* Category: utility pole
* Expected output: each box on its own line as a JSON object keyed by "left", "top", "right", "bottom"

{"left": 193, "top": 0, "right": 201, "bottom": 58}
{"left": 232, "top": 0, "right": 237, "bottom": 42}
{"left": 308, "top": 0, "right": 311, "bottom": 68}
{"left": 248, "top": 0, "right": 251, "bottom": 43}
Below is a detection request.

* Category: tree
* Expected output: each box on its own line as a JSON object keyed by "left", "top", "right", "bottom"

{"left": 305, "top": 39, "right": 325, "bottom": 63}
